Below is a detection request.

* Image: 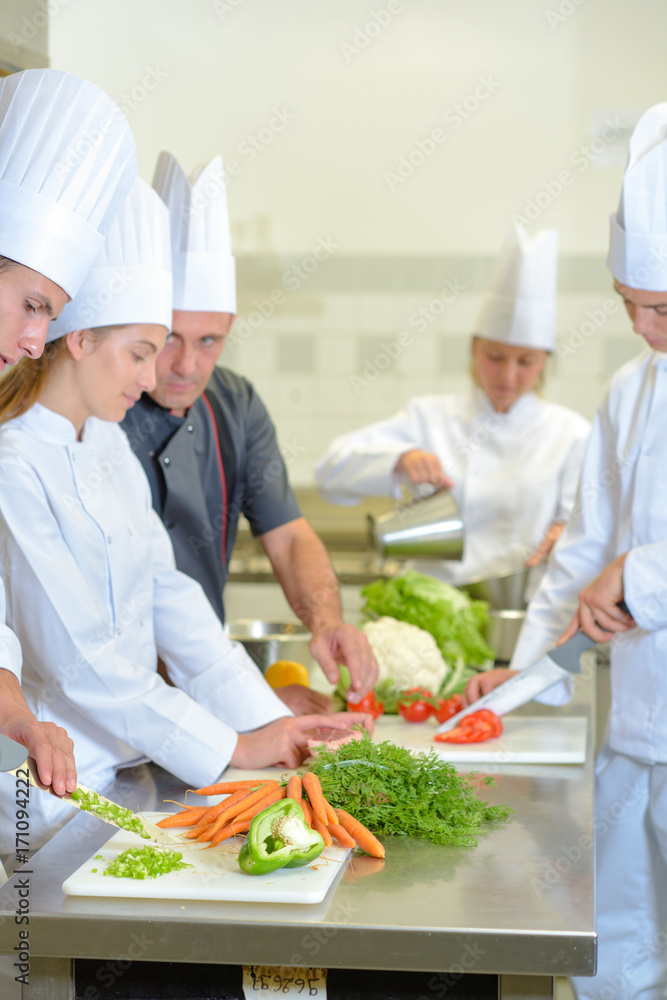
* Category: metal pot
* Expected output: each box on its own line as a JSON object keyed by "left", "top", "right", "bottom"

{"left": 368, "top": 488, "right": 464, "bottom": 560}
{"left": 484, "top": 609, "right": 526, "bottom": 663}
{"left": 224, "top": 619, "right": 312, "bottom": 674}
{"left": 459, "top": 567, "right": 530, "bottom": 610}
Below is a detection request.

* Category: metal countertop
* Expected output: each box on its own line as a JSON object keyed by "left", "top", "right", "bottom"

{"left": 0, "top": 672, "right": 596, "bottom": 977}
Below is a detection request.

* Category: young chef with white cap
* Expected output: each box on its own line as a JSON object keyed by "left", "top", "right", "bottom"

{"left": 0, "top": 177, "right": 366, "bottom": 858}
{"left": 467, "top": 104, "right": 667, "bottom": 999}
{"left": 121, "top": 152, "right": 377, "bottom": 714}
{"left": 315, "top": 224, "right": 591, "bottom": 586}
{"left": 0, "top": 67, "right": 137, "bottom": 798}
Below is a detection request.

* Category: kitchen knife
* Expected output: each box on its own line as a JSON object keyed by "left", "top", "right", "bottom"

{"left": 5, "top": 763, "right": 183, "bottom": 846}
{"left": 0, "top": 734, "right": 30, "bottom": 772}
{"left": 436, "top": 630, "right": 595, "bottom": 734}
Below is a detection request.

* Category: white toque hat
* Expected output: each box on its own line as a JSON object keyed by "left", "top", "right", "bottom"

{"left": 47, "top": 178, "right": 172, "bottom": 341}
{"left": 0, "top": 68, "right": 137, "bottom": 299}
{"left": 152, "top": 151, "right": 236, "bottom": 313}
{"left": 607, "top": 103, "right": 667, "bottom": 292}
{"left": 474, "top": 222, "right": 558, "bottom": 351}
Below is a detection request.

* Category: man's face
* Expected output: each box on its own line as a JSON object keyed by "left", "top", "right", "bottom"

{"left": 0, "top": 263, "right": 69, "bottom": 369}
{"left": 615, "top": 281, "right": 667, "bottom": 352}
{"left": 150, "top": 310, "right": 235, "bottom": 414}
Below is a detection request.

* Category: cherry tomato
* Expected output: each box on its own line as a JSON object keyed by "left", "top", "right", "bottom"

{"left": 433, "top": 694, "right": 463, "bottom": 724}
{"left": 347, "top": 691, "right": 384, "bottom": 719}
{"left": 398, "top": 688, "right": 433, "bottom": 724}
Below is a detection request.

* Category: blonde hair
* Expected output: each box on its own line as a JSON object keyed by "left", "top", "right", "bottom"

{"left": 0, "top": 325, "right": 124, "bottom": 427}
{"left": 469, "top": 336, "right": 549, "bottom": 395}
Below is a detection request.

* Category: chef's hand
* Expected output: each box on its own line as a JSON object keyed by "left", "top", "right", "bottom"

{"left": 461, "top": 668, "right": 517, "bottom": 707}
{"left": 309, "top": 622, "right": 378, "bottom": 702}
{"left": 394, "top": 450, "right": 454, "bottom": 489}
{"left": 525, "top": 521, "right": 565, "bottom": 568}
{"left": 558, "top": 554, "right": 636, "bottom": 645}
{"left": 0, "top": 669, "right": 76, "bottom": 795}
{"left": 230, "top": 713, "right": 371, "bottom": 770}
{"left": 275, "top": 684, "right": 333, "bottom": 716}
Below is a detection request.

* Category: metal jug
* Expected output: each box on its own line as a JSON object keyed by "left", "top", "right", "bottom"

{"left": 368, "top": 488, "right": 464, "bottom": 560}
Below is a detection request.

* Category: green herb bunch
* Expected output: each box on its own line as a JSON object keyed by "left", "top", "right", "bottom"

{"left": 306, "top": 730, "right": 512, "bottom": 848}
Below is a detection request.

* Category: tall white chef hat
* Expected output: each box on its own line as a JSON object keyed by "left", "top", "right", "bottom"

{"left": 47, "top": 178, "right": 172, "bottom": 341}
{"left": 0, "top": 68, "right": 137, "bottom": 299}
{"left": 607, "top": 103, "right": 667, "bottom": 291}
{"left": 152, "top": 151, "right": 236, "bottom": 314}
{"left": 474, "top": 222, "right": 558, "bottom": 351}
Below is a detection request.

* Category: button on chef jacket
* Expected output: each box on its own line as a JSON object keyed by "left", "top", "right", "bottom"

{"left": 316, "top": 388, "right": 591, "bottom": 584}
{"left": 121, "top": 367, "right": 301, "bottom": 622}
{"left": 511, "top": 350, "right": 667, "bottom": 757}
{"left": 0, "top": 403, "right": 290, "bottom": 854}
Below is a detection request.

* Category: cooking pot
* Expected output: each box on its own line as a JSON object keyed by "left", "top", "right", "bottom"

{"left": 224, "top": 620, "right": 312, "bottom": 674}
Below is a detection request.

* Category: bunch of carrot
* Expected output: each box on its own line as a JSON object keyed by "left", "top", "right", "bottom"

{"left": 156, "top": 772, "right": 384, "bottom": 858}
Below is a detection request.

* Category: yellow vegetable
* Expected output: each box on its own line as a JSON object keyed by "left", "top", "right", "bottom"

{"left": 264, "top": 660, "right": 310, "bottom": 689}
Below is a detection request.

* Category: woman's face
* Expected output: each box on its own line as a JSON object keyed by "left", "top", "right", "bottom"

{"left": 0, "top": 264, "right": 69, "bottom": 369}
{"left": 472, "top": 337, "right": 547, "bottom": 412}
{"left": 74, "top": 324, "right": 168, "bottom": 423}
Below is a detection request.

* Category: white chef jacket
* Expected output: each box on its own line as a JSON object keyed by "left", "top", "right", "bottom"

{"left": 316, "top": 388, "right": 591, "bottom": 585}
{"left": 510, "top": 348, "right": 667, "bottom": 757}
{"left": 0, "top": 404, "right": 290, "bottom": 853}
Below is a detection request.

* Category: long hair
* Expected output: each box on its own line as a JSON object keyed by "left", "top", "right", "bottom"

{"left": 0, "top": 325, "right": 121, "bottom": 427}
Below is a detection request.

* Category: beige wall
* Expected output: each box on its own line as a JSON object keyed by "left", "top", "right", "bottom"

{"left": 32, "top": 1, "right": 667, "bottom": 481}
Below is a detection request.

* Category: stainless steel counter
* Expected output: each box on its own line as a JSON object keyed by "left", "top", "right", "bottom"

{"left": 0, "top": 671, "right": 597, "bottom": 998}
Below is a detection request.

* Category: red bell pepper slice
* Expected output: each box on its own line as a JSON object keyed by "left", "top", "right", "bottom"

{"left": 434, "top": 709, "right": 503, "bottom": 744}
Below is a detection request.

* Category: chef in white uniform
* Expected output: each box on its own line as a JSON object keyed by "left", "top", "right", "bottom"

{"left": 0, "top": 178, "right": 358, "bottom": 859}
{"left": 471, "top": 105, "right": 667, "bottom": 1000}
{"left": 315, "top": 225, "right": 591, "bottom": 585}
{"left": 0, "top": 68, "right": 137, "bottom": 799}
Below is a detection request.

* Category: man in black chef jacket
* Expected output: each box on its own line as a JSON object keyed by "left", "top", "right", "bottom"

{"left": 122, "top": 152, "right": 377, "bottom": 714}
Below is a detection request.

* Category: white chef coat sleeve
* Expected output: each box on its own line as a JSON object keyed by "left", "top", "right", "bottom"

{"left": 0, "top": 579, "right": 22, "bottom": 681}
{"left": 553, "top": 419, "right": 591, "bottom": 523}
{"left": 149, "top": 505, "right": 292, "bottom": 734}
{"left": 0, "top": 460, "right": 285, "bottom": 788}
{"left": 510, "top": 399, "right": 620, "bottom": 704}
{"left": 315, "top": 403, "right": 426, "bottom": 504}
{"left": 623, "top": 542, "right": 667, "bottom": 630}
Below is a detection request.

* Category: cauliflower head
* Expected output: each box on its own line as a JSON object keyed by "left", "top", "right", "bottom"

{"left": 361, "top": 616, "right": 448, "bottom": 692}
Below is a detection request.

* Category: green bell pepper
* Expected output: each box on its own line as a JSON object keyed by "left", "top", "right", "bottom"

{"left": 238, "top": 799, "right": 325, "bottom": 876}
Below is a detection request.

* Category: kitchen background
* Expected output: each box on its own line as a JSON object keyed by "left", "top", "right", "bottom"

{"left": 0, "top": 0, "right": 663, "bottom": 486}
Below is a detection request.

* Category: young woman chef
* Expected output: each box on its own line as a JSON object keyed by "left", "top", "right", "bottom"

{"left": 468, "top": 105, "right": 667, "bottom": 999}
{"left": 0, "top": 67, "right": 137, "bottom": 799}
{"left": 315, "top": 224, "right": 591, "bottom": 587}
{"left": 0, "top": 177, "right": 363, "bottom": 858}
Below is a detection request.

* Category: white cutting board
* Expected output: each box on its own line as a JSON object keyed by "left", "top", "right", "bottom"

{"left": 62, "top": 814, "right": 350, "bottom": 904}
{"left": 374, "top": 715, "right": 587, "bottom": 764}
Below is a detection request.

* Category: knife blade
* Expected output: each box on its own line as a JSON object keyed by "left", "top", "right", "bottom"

{"left": 0, "top": 734, "right": 31, "bottom": 772}
{"left": 436, "top": 630, "right": 595, "bottom": 734}
{"left": 5, "top": 763, "right": 183, "bottom": 846}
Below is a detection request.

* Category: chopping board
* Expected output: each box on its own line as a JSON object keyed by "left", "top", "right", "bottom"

{"left": 62, "top": 814, "right": 350, "bottom": 904}
{"left": 374, "top": 715, "right": 587, "bottom": 764}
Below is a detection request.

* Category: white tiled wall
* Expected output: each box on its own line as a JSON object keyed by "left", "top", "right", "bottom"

{"left": 223, "top": 267, "right": 643, "bottom": 486}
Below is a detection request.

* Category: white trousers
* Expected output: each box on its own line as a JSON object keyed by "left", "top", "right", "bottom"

{"left": 571, "top": 747, "right": 667, "bottom": 1000}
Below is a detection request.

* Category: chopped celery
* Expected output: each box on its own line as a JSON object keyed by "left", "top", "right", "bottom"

{"left": 102, "top": 846, "right": 193, "bottom": 880}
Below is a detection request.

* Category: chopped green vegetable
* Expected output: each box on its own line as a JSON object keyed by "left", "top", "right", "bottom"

{"left": 306, "top": 729, "right": 512, "bottom": 848}
{"left": 361, "top": 571, "right": 495, "bottom": 666}
{"left": 69, "top": 788, "right": 151, "bottom": 839}
{"left": 102, "top": 846, "right": 193, "bottom": 879}
{"left": 94, "top": 854, "right": 103, "bottom": 860}
{"left": 91, "top": 868, "right": 97, "bottom": 873}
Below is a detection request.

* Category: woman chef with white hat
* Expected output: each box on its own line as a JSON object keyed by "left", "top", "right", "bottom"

{"left": 473, "top": 104, "right": 667, "bottom": 1000}
{"left": 316, "top": 224, "right": 591, "bottom": 586}
{"left": 0, "top": 177, "right": 366, "bottom": 861}
{"left": 0, "top": 67, "right": 136, "bottom": 799}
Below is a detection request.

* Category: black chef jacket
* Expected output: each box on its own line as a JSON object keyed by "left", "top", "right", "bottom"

{"left": 121, "top": 367, "right": 301, "bottom": 622}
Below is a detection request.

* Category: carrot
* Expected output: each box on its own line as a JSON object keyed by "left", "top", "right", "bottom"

{"left": 156, "top": 807, "right": 209, "bottom": 828}
{"left": 312, "top": 814, "right": 333, "bottom": 848}
{"left": 192, "top": 779, "right": 268, "bottom": 796}
{"left": 184, "top": 823, "right": 213, "bottom": 839}
{"left": 200, "top": 782, "right": 282, "bottom": 843}
{"left": 335, "top": 809, "right": 385, "bottom": 859}
{"left": 207, "top": 818, "right": 252, "bottom": 848}
{"left": 286, "top": 775, "right": 302, "bottom": 804}
{"left": 328, "top": 822, "right": 356, "bottom": 849}
{"left": 234, "top": 785, "right": 286, "bottom": 825}
{"left": 300, "top": 799, "right": 314, "bottom": 827}
{"left": 192, "top": 787, "right": 258, "bottom": 831}
{"left": 321, "top": 795, "right": 338, "bottom": 826}
{"left": 302, "top": 772, "right": 328, "bottom": 826}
